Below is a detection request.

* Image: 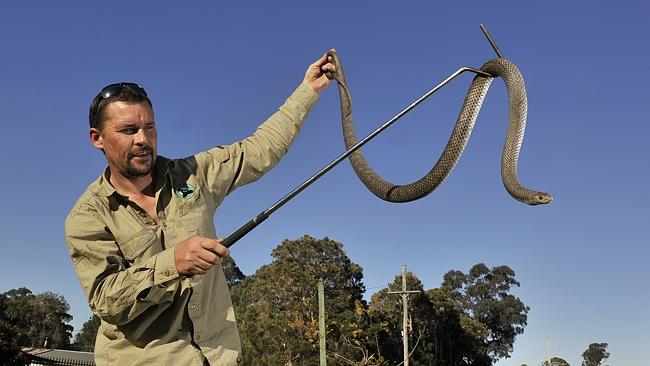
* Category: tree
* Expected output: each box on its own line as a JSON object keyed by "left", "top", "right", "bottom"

{"left": 441, "top": 263, "right": 529, "bottom": 363}
{"left": 541, "top": 357, "right": 571, "bottom": 366}
{"left": 368, "top": 271, "right": 436, "bottom": 364}
{"left": 0, "top": 293, "right": 29, "bottom": 365}
{"left": 2, "top": 288, "right": 74, "bottom": 349}
{"left": 232, "top": 235, "right": 369, "bottom": 365}
{"left": 581, "top": 343, "right": 609, "bottom": 366}
{"left": 362, "top": 263, "right": 530, "bottom": 366}
{"left": 222, "top": 256, "right": 246, "bottom": 287}
{"left": 72, "top": 315, "right": 100, "bottom": 352}
{"left": 425, "top": 285, "right": 490, "bottom": 365}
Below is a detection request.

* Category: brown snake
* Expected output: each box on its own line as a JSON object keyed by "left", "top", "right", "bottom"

{"left": 326, "top": 51, "right": 552, "bottom": 205}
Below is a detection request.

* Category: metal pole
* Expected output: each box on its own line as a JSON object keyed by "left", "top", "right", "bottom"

{"left": 318, "top": 280, "right": 327, "bottom": 366}
{"left": 480, "top": 24, "right": 505, "bottom": 58}
{"left": 222, "top": 66, "right": 493, "bottom": 248}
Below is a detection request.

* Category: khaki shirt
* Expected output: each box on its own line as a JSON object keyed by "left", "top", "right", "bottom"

{"left": 65, "top": 83, "right": 318, "bottom": 365}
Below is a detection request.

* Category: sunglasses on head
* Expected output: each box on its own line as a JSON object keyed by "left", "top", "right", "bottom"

{"left": 97, "top": 82, "right": 147, "bottom": 100}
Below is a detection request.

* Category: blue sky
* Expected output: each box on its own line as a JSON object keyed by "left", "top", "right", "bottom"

{"left": 1, "top": 1, "right": 648, "bottom": 364}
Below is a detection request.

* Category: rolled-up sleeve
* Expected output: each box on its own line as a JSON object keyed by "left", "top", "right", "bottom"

{"left": 65, "top": 206, "right": 180, "bottom": 326}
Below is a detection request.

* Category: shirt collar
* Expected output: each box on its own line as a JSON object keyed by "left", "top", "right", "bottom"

{"left": 95, "top": 156, "right": 173, "bottom": 197}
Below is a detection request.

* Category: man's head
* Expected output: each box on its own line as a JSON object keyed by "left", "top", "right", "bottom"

{"left": 88, "top": 83, "right": 157, "bottom": 179}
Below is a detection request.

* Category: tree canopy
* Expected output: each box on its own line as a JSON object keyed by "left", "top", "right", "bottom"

{"left": 0, "top": 293, "right": 29, "bottom": 365}
{"left": 369, "top": 271, "right": 436, "bottom": 364}
{"left": 231, "top": 236, "right": 530, "bottom": 365}
{"left": 72, "top": 315, "right": 100, "bottom": 352}
{"left": 438, "top": 263, "right": 530, "bottom": 364}
{"left": 2, "top": 288, "right": 73, "bottom": 349}
{"left": 581, "top": 343, "right": 609, "bottom": 366}
{"left": 0, "top": 236, "right": 612, "bottom": 366}
{"left": 542, "top": 356, "right": 571, "bottom": 366}
{"left": 232, "top": 235, "right": 370, "bottom": 365}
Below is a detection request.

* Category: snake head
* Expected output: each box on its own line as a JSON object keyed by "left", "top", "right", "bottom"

{"left": 527, "top": 192, "right": 553, "bottom": 205}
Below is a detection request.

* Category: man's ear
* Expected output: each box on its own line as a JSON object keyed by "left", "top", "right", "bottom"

{"left": 89, "top": 128, "right": 103, "bottom": 150}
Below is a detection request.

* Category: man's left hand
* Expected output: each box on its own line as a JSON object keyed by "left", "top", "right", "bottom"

{"left": 304, "top": 49, "right": 336, "bottom": 94}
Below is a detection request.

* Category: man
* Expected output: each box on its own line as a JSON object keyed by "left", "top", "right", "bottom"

{"left": 65, "top": 51, "right": 336, "bottom": 365}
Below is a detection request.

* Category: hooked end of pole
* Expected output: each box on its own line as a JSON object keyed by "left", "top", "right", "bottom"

{"left": 480, "top": 24, "right": 505, "bottom": 59}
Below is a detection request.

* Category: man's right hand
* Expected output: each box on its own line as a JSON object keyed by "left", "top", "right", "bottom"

{"left": 174, "top": 236, "right": 230, "bottom": 276}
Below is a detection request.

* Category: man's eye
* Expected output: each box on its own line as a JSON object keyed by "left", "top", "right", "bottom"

{"left": 121, "top": 127, "right": 138, "bottom": 134}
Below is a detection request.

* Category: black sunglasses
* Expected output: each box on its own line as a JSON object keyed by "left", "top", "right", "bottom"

{"left": 97, "top": 82, "right": 147, "bottom": 100}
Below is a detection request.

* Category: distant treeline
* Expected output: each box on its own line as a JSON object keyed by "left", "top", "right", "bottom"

{"left": 7, "top": 235, "right": 602, "bottom": 366}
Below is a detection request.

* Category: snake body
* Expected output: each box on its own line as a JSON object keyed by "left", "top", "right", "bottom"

{"left": 328, "top": 52, "right": 552, "bottom": 205}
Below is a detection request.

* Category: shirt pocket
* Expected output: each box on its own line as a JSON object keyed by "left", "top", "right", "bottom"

{"left": 117, "top": 228, "right": 159, "bottom": 264}
{"left": 175, "top": 180, "right": 212, "bottom": 236}
{"left": 177, "top": 184, "right": 205, "bottom": 216}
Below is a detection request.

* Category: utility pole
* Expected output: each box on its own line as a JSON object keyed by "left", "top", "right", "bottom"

{"left": 318, "top": 280, "right": 327, "bottom": 366}
{"left": 546, "top": 337, "right": 552, "bottom": 366}
{"left": 388, "top": 265, "right": 421, "bottom": 366}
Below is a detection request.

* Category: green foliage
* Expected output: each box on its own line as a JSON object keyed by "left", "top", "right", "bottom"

{"left": 439, "top": 263, "right": 529, "bottom": 364}
{"left": 541, "top": 357, "right": 571, "bottom": 366}
{"left": 425, "top": 285, "right": 488, "bottom": 365}
{"left": 232, "top": 235, "right": 372, "bottom": 365}
{"left": 0, "top": 319, "right": 28, "bottom": 366}
{"left": 372, "top": 263, "right": 530, "bottom": 366}
{"left": 2, "top": 288, "right": 74, "bottom": 349}
{"left": 222, "top": 256, "right": 246, "bottom": 287}
{"left": 581, "top": 343, "right": 609, "bottom": 366}
{"left": 230, "top": 237, "right": 530, "bottom": 365}
{"left": 0, "top": 294, "right": 29, "bottom": 365}
{"left": 369, "top": 271, "right": 436, "bottom": 364}
{"left": 72, "top": 315, "right": 100, "bottom": 352}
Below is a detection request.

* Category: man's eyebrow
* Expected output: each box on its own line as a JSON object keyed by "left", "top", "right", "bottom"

{"left": 114, "top": 122, "right": 139, "bottom": 129}
{"left": 114, "top": 120, "right": 155, "bottom": 129}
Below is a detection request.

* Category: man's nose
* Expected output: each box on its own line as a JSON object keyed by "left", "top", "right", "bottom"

{"left": 134, "top": 128, "right": 149, "bottom": 145}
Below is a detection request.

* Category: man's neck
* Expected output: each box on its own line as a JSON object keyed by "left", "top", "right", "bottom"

{"left": 108, "top": 169, "right": 155, "bottom": 198}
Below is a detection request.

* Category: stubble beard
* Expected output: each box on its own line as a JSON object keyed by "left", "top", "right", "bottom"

{"left": 125, "top": 153, "right": 155, "bottom": 178}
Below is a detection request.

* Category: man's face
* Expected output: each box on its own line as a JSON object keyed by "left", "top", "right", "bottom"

{"left": 90, "top": 101, "right": 157, "bottom": 179}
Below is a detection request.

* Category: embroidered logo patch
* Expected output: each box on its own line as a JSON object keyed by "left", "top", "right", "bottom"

{"left": 174, "top": 183, "right": 196, "bottom": 199}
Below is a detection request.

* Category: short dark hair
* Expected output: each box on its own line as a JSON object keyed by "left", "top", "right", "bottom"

{"left": 88, "top": 83, "right": 153, "bottom": 130}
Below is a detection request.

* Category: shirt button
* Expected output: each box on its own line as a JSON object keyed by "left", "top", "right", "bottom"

{"left": 190, "top": 304, "right": 197, "bottom": 310}
{"left": 196, "top": 335, "right": 201, "bottom": 341}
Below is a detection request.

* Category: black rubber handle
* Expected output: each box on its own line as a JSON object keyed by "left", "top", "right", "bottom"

{"left": 222, "top": 213, "right": 269, "bottom": 248}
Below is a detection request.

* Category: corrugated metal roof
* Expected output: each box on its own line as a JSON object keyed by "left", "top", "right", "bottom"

{"left": 22, "top": 347, "right": 95, "bottom": 363}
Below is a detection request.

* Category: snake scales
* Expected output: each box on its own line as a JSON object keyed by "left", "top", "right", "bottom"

{"left": 326, "top": 51, "right": 552, "bottom": 206}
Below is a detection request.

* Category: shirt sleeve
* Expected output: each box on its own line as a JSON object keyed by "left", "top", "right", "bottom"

{"left": 65, "top": 205, "right": 181, "bottom": 326}
{"left": 196, "top": 82, "right": 319, "bottom": 200}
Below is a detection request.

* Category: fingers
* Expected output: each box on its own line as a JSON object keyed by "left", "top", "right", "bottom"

{"left": 321, "top": 62, "right": 336, "bottom": 74}
{"left": 193, "top": 257, "right": 214, "bottom": 274}
{"left": 312, "top": 52, "right": 329, "bottom": 68}
{"left": 200, "top": 237, "right": 230, "bottom": 259}
{"left": 304, "top": 49, "right": 338, "bottom": 93}
{"left": 197, "top": 249, "right": 220, "bottom": 266}
{"left": 174, "top": 236, "right": 231, "bottom": 276}
{"left": 312, "top": 49, "right": 337, "bottom": 71}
